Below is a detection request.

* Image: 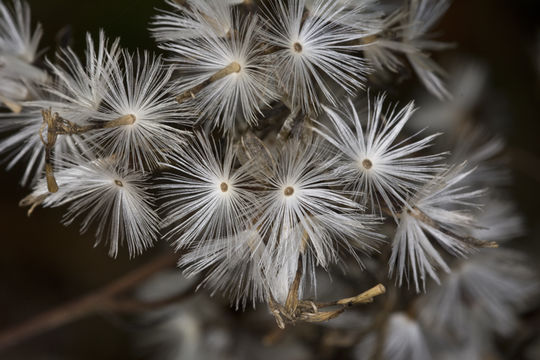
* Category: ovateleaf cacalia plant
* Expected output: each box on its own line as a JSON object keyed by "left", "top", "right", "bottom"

{"left": 0, "top": 1, "right": 537, "bottom": 359}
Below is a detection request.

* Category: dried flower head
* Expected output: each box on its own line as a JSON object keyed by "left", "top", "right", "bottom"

{"left": 389, "top": 164, "right": 486, "bottom": 291}
{"left": 259, "top": 0, "right": 371, "bottom": 112}
{"left": 315, "top": 94, "right": 444, "bottom": 218}
{"left": 403, "top": 0, "right": 452, "bottom": 99}
{"left": 167, "top": 15, "right": 277, "bottom": 131}
{"left": 160, "top": 132, "right": 257, "bottom": 250}
{"left": 0, "top": 93, "right": 88, "bottom": 186}
{"left": 254, "top": 137, "right": 382, "bottom": 301}
{"left": 420, "top": 249, "right": 538, "bottom": 337}
{"left": 26, "top": 155, "right": 160, "bottom": 257}
{"left": 86, "top": 50, "right": 188, "bottom": 171}
{"left": 152, "top": 0, "right": 234, "bottom": 42}
{"left": 0, "top": 0, "right": 47, "bottom": 108}
{"left": 41, "top": 31, "right": 120, "bottom": 123}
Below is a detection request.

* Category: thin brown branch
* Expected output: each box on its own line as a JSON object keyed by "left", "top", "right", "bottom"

{"left": 0, "top": 253, "right": 177, "bottom": 352}
{"left": 102, "top": 281, "right": 199, "bottom": 313}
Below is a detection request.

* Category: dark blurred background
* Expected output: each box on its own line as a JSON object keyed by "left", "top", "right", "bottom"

{"left": 0, "top": 0, "right": 539, "bottom": 359}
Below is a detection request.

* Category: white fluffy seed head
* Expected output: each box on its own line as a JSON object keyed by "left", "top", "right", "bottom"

{"left": 403, "top": 0, "right": 452, "bottom": 100}
{"left": 389, "top": 164, "right": 486, "bottom": 291}
{"left": 167, "top": 15, "right": 277, "bottom": 132}
{"left": 469, "top": 198, "right": 525, "bottom": 244}
{"left": 254, "top": 138, "right": 383, "bottom": 298}
{"left": 356, "top": 312, "right": 432, "bottom": 360}
{"left": 419, "top": 249, "right": 539, "bottom": 337}
{"left": 0, "top": 0, "right": 42, "bottom": 62}
{"left": 42, "top": 31, "right": 121, "bottom": 124}
{"left": 0, "top": 0, "right": 47, "bottom": 106}
{"left": 449, "top": 125, "right": 511, "bottom": 188}
{"left": 86, "top": 50, "right": 188, "bottom": 171}
{"left": 179, "top": 227, "right": 268, "bottom": 309}
{"left": 29, "top": 155, "right": 160, "bottom": 258}
{"left": 259, "top": 0, "right": 371, "bottom": 113}
{"left": 315, "top": 94, "right": 445, "bottom": 219}
{"left": 360, "top": 8, "right": 413, "bottom": 73}
{"left": 152, "top": 0, "right": 234, "bottom": 42}
{"left": 159, "top": 132, "right": 258, "bottom": 251}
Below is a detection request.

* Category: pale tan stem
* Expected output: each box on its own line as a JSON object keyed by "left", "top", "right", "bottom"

{"left": 315, "top": 283, "right": 386, "bottom": 309}
{"left": 19, "top": 193, "right": 48, "bottom": 217}
{"left": 45, "top": 163, "right": 58, "bottom": 193}
{"left": 176, "top": 62, "right": 241, "bottom": 103}
{"left": 0, "top": 95, "right": 22, "bottom": 113}
{"left": 336, "top": 284, "right": 386, "bottom": 306}
{"left": 39, "top": 110, "right": 136, "bottom": 193}
{"left": 284, "top": 255, "right": 303, "bottom": 314}
{"left": 102, "top": 114, "right": 136, "bottom": 128}
{"left": 360, "top": 34, "right": 378, "bottom": 45}
{"left": 42, "top": 109, "right": 59, "bottom": 193}
{"left": 407, "top": 206, "right": 499, "bottom": 249}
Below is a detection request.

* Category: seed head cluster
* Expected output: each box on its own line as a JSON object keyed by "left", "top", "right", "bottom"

{"left": 0, "top": 1, "right": 537, "bottom": 358}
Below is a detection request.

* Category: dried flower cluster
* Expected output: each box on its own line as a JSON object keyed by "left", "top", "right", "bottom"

{"left": 0, "top": 1, "right": 537, "bottom": 359}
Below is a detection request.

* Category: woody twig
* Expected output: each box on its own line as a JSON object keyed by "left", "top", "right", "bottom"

{"left": 176, "top": 62, "right": 241, "bottom": 104}
{"left": 39, "top": 108, "right": 136, "bottom": 193}
{"left": 269, "top": 254, "right": 386, "bottom": 329}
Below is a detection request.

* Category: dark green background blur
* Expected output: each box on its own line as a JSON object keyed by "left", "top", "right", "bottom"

{"left": 1, "top": 0, "right": 539, "bottom": 359}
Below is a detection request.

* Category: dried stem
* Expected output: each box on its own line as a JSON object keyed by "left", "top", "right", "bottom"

{"left": 384, "top": 205, "right": 499, "bottom": 250}
{"left": 0, "top": 253, "right": 179, "bottom": 352}
{"left": 269, "top": 254, "right": 386, "bottom": 328}
{"left": 277, "top": 110, "right": 306, "bottom": 144}
{"left": 101, "top": 114, "right": 137, "bottom": 128}
{"left": 42, "top": 109, "right": 59, "bottom": 193}
{"left": 39, "top": 109, "right": 136, "bottom": 193}
{"left": 19, "top": 193, "right": 48, "bottom": 216}
{"left": 176, "top": 62, "right": 241, "bottom": 103}
{"left": 0, "top": 94, "right": 22, "bottom": 113}
{"left": 284, "top": 255, "right": 303, "bottom": 314}
{"left": 316, "top": 284, "right": 387, "bottom": 308}
{"left": 406, "top": 206, "right": 499, "bottom": 249}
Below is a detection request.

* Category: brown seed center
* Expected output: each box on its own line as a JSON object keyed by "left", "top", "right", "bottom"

{"left": 220, "top": 182, "right": 229, "bottom": 192}
{"left": 284, "top": 186, "right": 295, "bottom": 197}
{"left": 293, "top": 42, "right": 303, "bottom": 53}
{"left": 114, "top": 179, "right": 124, "bottom": 187}
{"left": 362, "top": 159, "right": 373, "bottom": 170}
